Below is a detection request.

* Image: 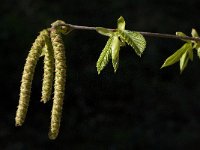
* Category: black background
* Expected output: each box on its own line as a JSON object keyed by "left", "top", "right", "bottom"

{"left": 1, "top": 0, "right": 200, "bottom": 149}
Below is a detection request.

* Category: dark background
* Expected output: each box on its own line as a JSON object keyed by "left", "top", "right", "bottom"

{"left": 1, "top": 0, "right": 200, "bottom": 149}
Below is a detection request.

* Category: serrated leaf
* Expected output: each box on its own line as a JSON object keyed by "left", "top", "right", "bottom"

{"left": 96, "top": 37, "right": 113, "bottom": 74}
{"left": 161, "top": 43, "right": 192, "bottom": 68}
{"left": 117, "top": 16, "right": 125, "bottom": 31}
{"left": 96, "top": 27, "right": 113, "bottom": 37}
{"left": 176, "top": 32, "right": 190, "bottom": 43}
{"left": 191, "top": 28, "right": 199, "bottom": 37}
{"left": 118, "top": 30, "right": 146, "bottom": 56}
{"left": 111, "top": 35, "right": 120, "bottom": 72}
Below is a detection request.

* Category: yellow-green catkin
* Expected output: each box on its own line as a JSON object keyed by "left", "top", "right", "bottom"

{"left": 41, "top": 31, "right": 55, "bottom": 103}
{"left": 15, "top": 29, "right": 49, "bottom": 126}
{"left": 48, "top": 28, "right": 67, "bottom": 140}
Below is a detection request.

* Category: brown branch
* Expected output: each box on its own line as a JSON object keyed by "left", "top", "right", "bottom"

{"left": 59, "top": 23, "right": 200, "bottom": 42}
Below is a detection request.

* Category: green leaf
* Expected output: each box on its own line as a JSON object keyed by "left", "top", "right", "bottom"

{"left": 118, "top": 30, "right": 146, "bottom": 56}
{"left": 191, "top": 28, "right": 199, "bottom": 37}
{"left": 117, "top": 16, "right": 125, "bottom": 31}
{"left": 180, "top": 51, "right": 189, "bottom": 73}
{"left": 188, "top": 48, "right": 193, "bottom": 61}
{"left": 176, "top": 32, "right": 190, "bottom": 43}
{"left": 176, "top": 32, "right": 187, "bottom": 37}
{"left": 190, "top": 29, "right": 200, "bottom": 59}
{"left": 96, "top": 37, "right": 113, "bottom": 74}
{"left": 96, "top": 27, "right": 113, "bottom": 37}
{"left": 111, "top": 35, "right": 120, "bottom": 72}
{"left": 197, "top": 46, "right": 200, "bottom": 59}
{"left": 161, "top": 43, "right": 192, "bottom": 68}
{"left": 191, "top": 29, "right": 200, "bottom": 58}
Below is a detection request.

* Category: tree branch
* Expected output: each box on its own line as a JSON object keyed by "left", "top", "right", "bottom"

{"left": 66, "top": 24, "right": 200, "bottom": 42}
{"left": 139, "top": 31, "right": 200, "bottom": 42}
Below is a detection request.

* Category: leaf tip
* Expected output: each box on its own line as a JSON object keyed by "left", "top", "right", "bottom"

{"left": 160, "top": 65, "right": 165, "bottom": 69}
{"left": 160, "top": 62, "right": 168, "bottom": 69}
{"left": 97, "top": 67, "right": 102, "bottom": 75}
{"left": 113, "top": 68, "right": 118, "bottom": 73}
{"left": 117, "top": 16, "right": 125, "bottom": 30}
{"left": 118, "top": 16, "right": 124, "bottom": 21}
{"left": 191, "top": 28, "right": 199, "bottom": 38}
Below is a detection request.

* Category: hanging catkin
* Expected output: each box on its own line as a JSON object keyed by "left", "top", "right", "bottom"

{"left": 41, "top": 31, "right": 55, "bottom": 103}
{"left": 49, "top": 27, "right": 67, "bottom": 140}
{"left": 15, "top": 29, "right": 49, "bottom": 126}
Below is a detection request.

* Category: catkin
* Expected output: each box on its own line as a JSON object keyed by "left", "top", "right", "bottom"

{"left": 15, "top": 29, "right": 49, "bottom": 126}
{"left": 41, "top": 31, "right": 55, "bottom": 103}
{"left": 49, "top": 28, "right": 66, "bottom": 139}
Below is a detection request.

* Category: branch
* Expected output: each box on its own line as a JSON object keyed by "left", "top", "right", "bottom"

{"left": 66, "top": 24, "right": 200, "bottom": 42}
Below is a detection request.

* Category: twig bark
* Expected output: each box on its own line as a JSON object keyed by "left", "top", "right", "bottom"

{"left": 64, "top": 23, "right": 200, "bottom": 42}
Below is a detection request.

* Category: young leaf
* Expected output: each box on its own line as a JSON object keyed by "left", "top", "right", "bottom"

{"left": 96, "top": 37, "right": 113, "bottom": 74}
{"left": 191, "top": 28, "right": 199, "bottom": 38}
{"left": 176, "top": 32, "right": 187, "bottom": 37}
{"left": 161, "top": 43, "right": 192, "bottom": 68}
{"left": 188, "top": 48, "right": 193, "bottom": 61}
{"left": 180, "top": 51, "right": 189, "bottom": 73}
{"left": 118, "top": 30, "right": 146, "bottom": 56}
{"left": 111, "top": 35, "right": 120, "bottom": 72}
{"left": 197, "top": 46, "right": 200, "bottom": 59}
{"left": 176, "top": 32, "right": 190, "bottom": 43}
{"left": 190, "top": 29, "right": 200, "bottom": 59}
{"left": 96, "top": 27, "right": 113, "bottom": 37}
{"left": 117, "top": 16, "right": 125, "bottom": 31}
{"left": 194, "top": 44, "right": 200, "bottom": 59}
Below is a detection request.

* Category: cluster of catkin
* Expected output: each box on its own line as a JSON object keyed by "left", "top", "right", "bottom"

{"left": 15, "top": 20, "right": 69, "bottom": 140}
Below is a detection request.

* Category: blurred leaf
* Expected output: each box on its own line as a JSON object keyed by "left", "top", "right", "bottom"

{"left": 188, "top": 48, "right": 193, "bottom": 61}
{"left": 176, "top": 32, "right": 187, "bottom": 37}
{"left": 191, "top": 28, "right": 199, "bottom": 37}
{"left": 96, "top": 27, "right": 113, "bottom": 37}
{"left": 161, "top": 43, "right": 192, "bottom": 68}
{"left": 111, "top": 35, "right": 120, "bottom": 72}
{"left": 180, "top": 51, "right": 189, "bottom": 73}
{"left": 197, "top": 46, "right": 200, "bottom": 59}
{"left": 176, "top": 32, "right": 190, "bottom": 43}
{"left": 191, "top": 29, "right": 200, "bottom": 59}
{"left": 118, "top": 30, "right": 146, "bottom": 56}
{"left": 117, "top": 16, "right": 125, "bottom": 31}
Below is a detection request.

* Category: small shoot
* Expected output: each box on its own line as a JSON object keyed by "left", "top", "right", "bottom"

{"left": 161, "top": 29, "right": 200, "bottom": 73}
{"left": 96, "top": 16, "right": 146, "bottom": 74}
{"left": 191, "top": 29, "right": 200, "bottom": 59}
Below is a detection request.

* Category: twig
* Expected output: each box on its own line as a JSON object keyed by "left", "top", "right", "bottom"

{"left": 61, "top": 23, "right": 200, "bottom": 42}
